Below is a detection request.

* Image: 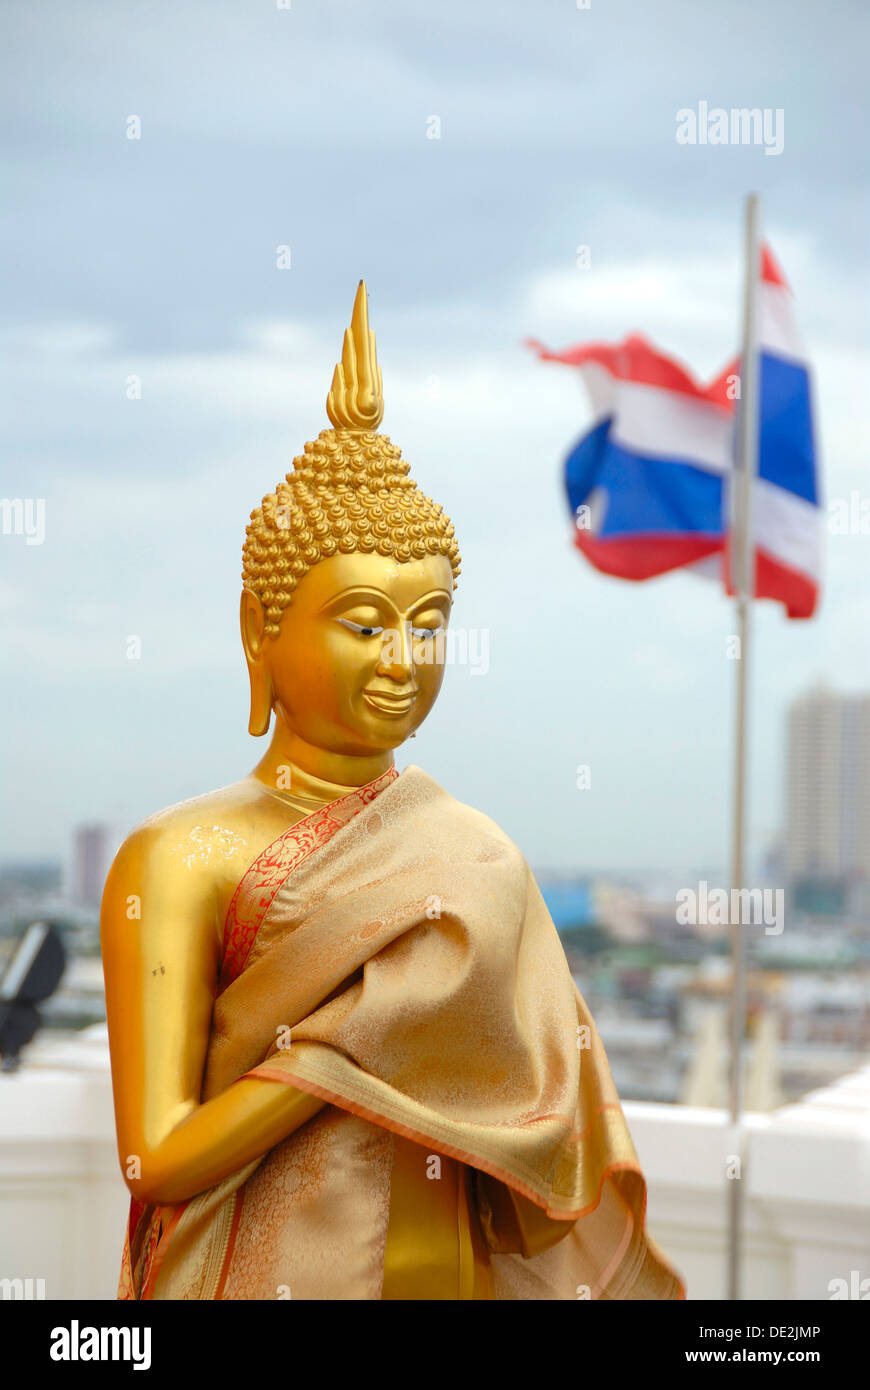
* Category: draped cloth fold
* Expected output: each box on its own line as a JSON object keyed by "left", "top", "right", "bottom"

{"left": 118, "top": 765, "right": 685, "bottom": 1300}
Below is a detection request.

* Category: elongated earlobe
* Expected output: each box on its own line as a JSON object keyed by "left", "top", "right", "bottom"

{"left": 240, "top": 589, "right": 273, "bottom": 737}
{"left": 248, "top": 666, "right": 274, "bottom": 737}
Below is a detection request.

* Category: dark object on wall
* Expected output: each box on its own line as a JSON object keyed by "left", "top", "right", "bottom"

{"left": 0, "top": 921, "right": 67, "bottom": 1071}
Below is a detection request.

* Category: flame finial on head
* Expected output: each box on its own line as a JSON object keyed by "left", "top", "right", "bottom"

{"left": 326, "top": 280, "right": 384, "bottom": 432}
{"left": 243, "top": 278, "right": 460, "bottom": 640}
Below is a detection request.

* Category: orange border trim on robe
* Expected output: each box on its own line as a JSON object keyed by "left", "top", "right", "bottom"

{"left": 241, "top": 1060, "right": 685, "bottom": 1299}
{"left": 247, "top": 1063, "right": 639, "bottom": 1222}
{"left": 116, "top": 764, "right": 398, "bottom": 1301}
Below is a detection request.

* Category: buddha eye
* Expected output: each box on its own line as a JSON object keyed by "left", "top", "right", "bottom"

{"left": 337, "top": 617, "right": 384, "bottom": 637}
{"left": 411, "top": 614, "right": 446, "bottom": 638}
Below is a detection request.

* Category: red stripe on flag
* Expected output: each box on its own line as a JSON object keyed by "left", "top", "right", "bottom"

{"left": 528, "top": 333, "right": 735, "bottom": 410}
{"left": 573, "top": 529, "right": 723, "bottom": 581}
{"left": 722, "top": 546, "right": 817, "bottom": 618}
{"left": 760, "top": 243, "right": 792, "bottom": 293}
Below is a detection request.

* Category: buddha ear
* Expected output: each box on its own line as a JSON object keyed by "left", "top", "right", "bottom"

{"left": 239, "top": 589, "right": 274, "bottom": 737}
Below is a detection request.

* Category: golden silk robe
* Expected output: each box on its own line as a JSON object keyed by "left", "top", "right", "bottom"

{"left": 118, "top": 765, "right": 685, "bottom": 1301}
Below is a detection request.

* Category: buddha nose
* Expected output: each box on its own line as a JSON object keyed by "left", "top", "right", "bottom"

{"left": 376, "top": 621, "right": 414, "bottom": 682}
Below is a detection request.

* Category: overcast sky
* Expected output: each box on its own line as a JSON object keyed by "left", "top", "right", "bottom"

{"left": 2, "top": 0, "right": 868, "bottom": 882}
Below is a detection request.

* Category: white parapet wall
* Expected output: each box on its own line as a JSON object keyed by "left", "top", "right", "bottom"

{"left": 0, "top": 1030, "right": 129, "bottom": 1301}
{"left": 614, "top": 1066, "right": 870, "bottom": 1300}
{"left": 1, "top": 1026, "right": 868, "bottom": 1301}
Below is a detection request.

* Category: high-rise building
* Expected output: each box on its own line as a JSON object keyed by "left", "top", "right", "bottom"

{"left": 72, "top": 823, "right": 113, "bottom": 909}
{"left": 786, "top": 686, "right": 870, "bottom": 902}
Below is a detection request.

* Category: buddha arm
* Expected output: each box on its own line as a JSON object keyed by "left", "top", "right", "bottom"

{"left": 100, "top": 826, "right": 325, "bottom": 1207}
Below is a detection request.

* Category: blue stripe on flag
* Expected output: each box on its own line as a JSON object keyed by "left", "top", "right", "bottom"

{"left": 565, "top": 425, "right": 725, "bottom": 538}
{"left": 759, "top": 353, "right": 818, "bottom": 505}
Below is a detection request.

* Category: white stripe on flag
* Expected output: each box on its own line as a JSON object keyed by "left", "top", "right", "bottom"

{"left": 759, "top": 282, "right": 806, "bottom": 365}
{"left": 607, "top": 379, "right": 733, "bottom": 475}
{"left": 753, "top": 477, "right": 821, "bottom": 580}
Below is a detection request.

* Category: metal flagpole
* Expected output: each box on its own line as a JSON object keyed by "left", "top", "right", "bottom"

{"left": 727, "top": 192, "right": 761, "bottom": 1301}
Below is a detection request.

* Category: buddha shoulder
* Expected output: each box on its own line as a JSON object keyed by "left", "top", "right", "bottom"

{"left": 415, "top": 769, "right": 528, "bottom": 874}
{"left": 102, "top": 779, "right": 281, "bottom": 905}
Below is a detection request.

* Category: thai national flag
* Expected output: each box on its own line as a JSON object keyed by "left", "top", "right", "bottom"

{"left": 529, "top": 245, "right": 820, "bottom": 617}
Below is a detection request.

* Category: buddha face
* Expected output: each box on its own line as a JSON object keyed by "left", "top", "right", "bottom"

{"left": 242, "top": 551, "right": 454, "bottom": 755}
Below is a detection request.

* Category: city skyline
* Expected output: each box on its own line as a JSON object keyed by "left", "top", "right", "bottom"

{"left": 5, "top": 670, "right": 870, "bottom": 896}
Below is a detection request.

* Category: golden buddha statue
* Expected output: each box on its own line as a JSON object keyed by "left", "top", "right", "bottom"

{"left": 101, "top": 283, "right": 684, "bottom": 1301}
